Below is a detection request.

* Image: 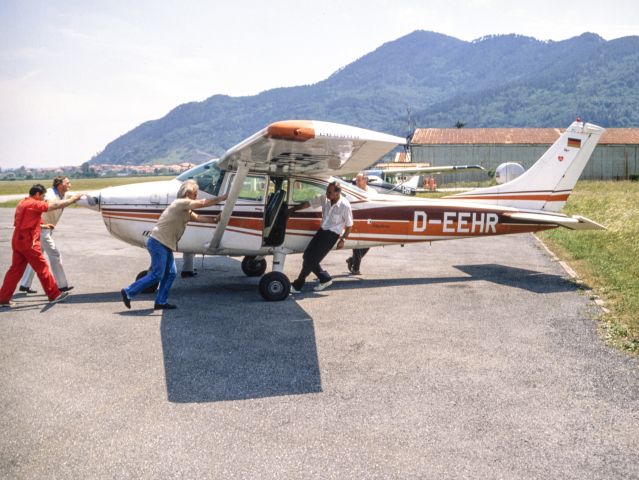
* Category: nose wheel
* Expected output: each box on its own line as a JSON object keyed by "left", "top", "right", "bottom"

{"left": 259, "top": 271, "right": 290, "bottom": 301}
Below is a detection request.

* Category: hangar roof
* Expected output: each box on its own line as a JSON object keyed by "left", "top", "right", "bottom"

{"left": 411, "top": 128, "right": 639, "bottom": 145}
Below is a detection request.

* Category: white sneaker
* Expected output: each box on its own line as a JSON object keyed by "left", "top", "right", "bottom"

{"left": 313, "top": 280, "right": 333, "bottom": 291}
{"left": 49, "top": 291, "right": 69, "bottom": 305}
{"left": 0, "top": 301, "right": 16, "bottom": 308}
{"left": 290, "top": 285, "right": 301, "bottom": 294}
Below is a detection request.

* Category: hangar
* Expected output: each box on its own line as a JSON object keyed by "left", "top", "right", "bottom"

{"left": 409, "top": 127, "right": 639, "bottom": 185}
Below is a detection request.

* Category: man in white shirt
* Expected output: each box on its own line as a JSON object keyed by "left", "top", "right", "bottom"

{"left": 290, "top": 181, "right": 353, "bottom": 293}
{"left": 346, "top": 173, "right": 377, "bottom": 275}
{"left": 18, "top": 176, "right": 78, "bottom": 294}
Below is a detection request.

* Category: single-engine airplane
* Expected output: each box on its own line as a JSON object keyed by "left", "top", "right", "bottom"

{"left": 79, "top": 119, "right": 605, "bottom": 301}
{"left": 363, "top": 164, "right": 485, "bottom": 195}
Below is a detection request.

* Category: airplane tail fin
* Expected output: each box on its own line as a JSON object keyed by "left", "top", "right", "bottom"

{"left": 446, "top": 120, "right": 605, "bottom": 212}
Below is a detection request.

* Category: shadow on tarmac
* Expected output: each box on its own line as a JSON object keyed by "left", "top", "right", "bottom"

{"left": 296, "top": 263, "right": 580, "bottom": 296}
{"left": 157, "top": 261, "right": 577, "bottom": 403}
{"left": 160, "top": 256, "right": 323, "bottom": 403}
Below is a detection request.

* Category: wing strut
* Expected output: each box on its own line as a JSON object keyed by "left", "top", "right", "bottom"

{"left": 206, "top": 162, "right": 250, "bottom": 253}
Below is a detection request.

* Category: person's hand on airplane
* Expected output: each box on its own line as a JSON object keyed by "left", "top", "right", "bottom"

{"left": 288, "top": 201, "right": 310, "bottom": 213}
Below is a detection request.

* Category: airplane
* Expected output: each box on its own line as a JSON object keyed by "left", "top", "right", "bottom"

{"left": 78, "top": 118, "right": 605, "bottom": 301}
{"left": 362, "top": 164, "right": 485, "bottom": 195}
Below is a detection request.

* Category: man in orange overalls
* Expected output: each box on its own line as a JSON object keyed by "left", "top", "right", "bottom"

{"left": 0, "top": 184, "right": 83, "bottom": 308}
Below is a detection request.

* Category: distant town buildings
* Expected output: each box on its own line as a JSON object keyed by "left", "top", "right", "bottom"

{"left": 0, "top": 162, "right": 196, "bottom": 180}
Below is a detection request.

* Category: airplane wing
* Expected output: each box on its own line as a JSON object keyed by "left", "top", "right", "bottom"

{"left": 502, "top": 212, "right": 606, "bottom": 230}
{"left": 217, "top": 120, "right": 406, "bottom": 176}
{"left": 370, "top": 165, "right": 485, "bottom": 175}
{"left": 207, "top": 120, "right": 404, "bottom": 253}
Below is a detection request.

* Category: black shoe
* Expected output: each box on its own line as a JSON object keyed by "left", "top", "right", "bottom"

{"left": 350, "top": 269, "right": 361, "bottom": 275}
{"left": 19, "top": 286, "right": 37, "bottom": 294}
{"left": 154, "top": 303, "right": 177, "bottom": 310}
{"left": 120, "top": 289, "right": 131, "bottom": 309}
{"left": 180, "top": 271, "right": 197, "bottom": 278}
{"left": 49, "top": 291, "right": 69, "bottom": 305}
{"left": 59, "top": 286, "right": 74, "bottom": 292}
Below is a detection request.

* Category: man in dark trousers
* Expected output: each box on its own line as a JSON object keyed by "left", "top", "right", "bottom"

{"left": 290, "top": 181, "right": 353, "bottom": 293}
{"left": 0, "top": 184, "right": 83, "bottom": 308}
{"left": 346, "top": 172, "right": 378, "bottom": 275}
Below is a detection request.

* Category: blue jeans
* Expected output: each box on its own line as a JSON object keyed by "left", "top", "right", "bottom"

{"left": 124, "top": 237, "right": 176, "bottom": 305}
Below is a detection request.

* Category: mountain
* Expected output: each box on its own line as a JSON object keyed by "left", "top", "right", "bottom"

{"left": 90, "top": 31, "right": 639, "bottom": 166}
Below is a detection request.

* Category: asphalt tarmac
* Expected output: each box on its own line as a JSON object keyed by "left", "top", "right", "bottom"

{"left": 1, "top": 208, "right": 637, "bottom": 479}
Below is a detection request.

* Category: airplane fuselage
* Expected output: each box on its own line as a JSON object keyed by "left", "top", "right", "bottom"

{"left": 91, "top": 173, "right": 556, "bottom": 258}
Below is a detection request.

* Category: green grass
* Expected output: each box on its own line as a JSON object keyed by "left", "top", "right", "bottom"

{"left": 538, "top": 181, "right": 639, "bottom": 354}
{"left": 0, "top": 176, "right": 173, "bottom": 196}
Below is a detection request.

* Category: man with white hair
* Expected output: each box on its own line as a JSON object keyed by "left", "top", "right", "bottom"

{"left": 120, "top": 180, "right": 227, "bottom": 310}
{"left": 18, "top": 176, "right": 77, "bottom": 294}
{"left": 346, "top": 173, "right": 378, "bottom": 275}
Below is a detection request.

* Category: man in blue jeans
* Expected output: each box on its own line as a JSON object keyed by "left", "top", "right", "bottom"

{"left": 120, "top": 180, "right": 227, "bottom": 310}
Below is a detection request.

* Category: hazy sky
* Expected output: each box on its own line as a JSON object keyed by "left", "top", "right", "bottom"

{"left": 1, "top": 0, "right": 637, "bottom": 169}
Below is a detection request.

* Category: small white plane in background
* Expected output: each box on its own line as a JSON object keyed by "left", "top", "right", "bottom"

{"left": 79, "top": 118, "right": 605, "bottom": 301}
{"left": 362, "top": 164, "right": 486, "bottom": 195}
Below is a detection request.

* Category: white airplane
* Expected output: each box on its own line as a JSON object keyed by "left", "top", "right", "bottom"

{"left": 79, "top": 119, "right": 605, "bottom": 301}
{"left": 363, "top": 164, "right": 485, "bottom": 195}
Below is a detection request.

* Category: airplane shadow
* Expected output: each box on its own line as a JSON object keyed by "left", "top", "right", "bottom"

{"left": 160, "top": 256, "right": 322, "bottom": 403}
{"left": 453, "top": 264, "right": 580, "bottom": 293}
{"left": 304, "top": 263, "right": 581, "bottom": 295}
{"left": 159, "top": 260, "right": 576, "bottom": 403}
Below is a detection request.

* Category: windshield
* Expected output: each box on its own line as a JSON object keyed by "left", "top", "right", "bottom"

{"left": 177, "top": 159, "right": 224, "bottom": 196}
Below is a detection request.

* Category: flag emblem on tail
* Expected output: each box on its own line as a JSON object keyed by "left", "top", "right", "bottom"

{"left": 567, "top": 137, "right": 581, "bottom": 148}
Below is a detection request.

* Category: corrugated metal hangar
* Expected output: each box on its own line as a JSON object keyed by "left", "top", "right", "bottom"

{"left": 409, "top": 128, "right": 639, "bottom": 183}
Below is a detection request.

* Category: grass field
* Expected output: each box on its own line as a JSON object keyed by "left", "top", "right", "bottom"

{"left": 0, "top": 176, "right": 173, "bottom": 196}
{"left": 538, "top": 181, "right": 639, "bottom": 353}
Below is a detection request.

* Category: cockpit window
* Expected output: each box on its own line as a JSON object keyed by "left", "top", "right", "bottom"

{"left": 291, "top": 180, "right": 325, "bottom": 203}
{"left": 177, "top": 160, "right": 224, "bottom": 196}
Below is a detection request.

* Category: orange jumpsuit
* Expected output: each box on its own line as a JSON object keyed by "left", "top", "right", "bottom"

{"left": 0, "top": 197, "right": 61, "bottom": 302}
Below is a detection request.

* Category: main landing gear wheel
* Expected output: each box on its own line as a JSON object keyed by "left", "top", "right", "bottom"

{"left": 135, "top": 270, "right": 159, "bottom": 294}
{"left": 241, "top": 256, "right": 267, "bottom": 277}
{"left": 259, "top": 271, "right": 290, "bottom": 301}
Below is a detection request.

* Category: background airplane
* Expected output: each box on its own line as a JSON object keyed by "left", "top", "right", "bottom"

{"left": 362, "top": 164, "right": 486, "bottom": 195}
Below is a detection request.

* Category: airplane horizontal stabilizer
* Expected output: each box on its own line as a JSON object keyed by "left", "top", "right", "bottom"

{"left": 503, "top": 212, "right": 606, "bottom": 230}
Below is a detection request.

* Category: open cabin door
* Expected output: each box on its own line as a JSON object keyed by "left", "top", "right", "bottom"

{"left": 262, "top": 177, "right": 288, "bottom": 247}
{"left": 215, "top": 174, "right": 289, "bottom": 251}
